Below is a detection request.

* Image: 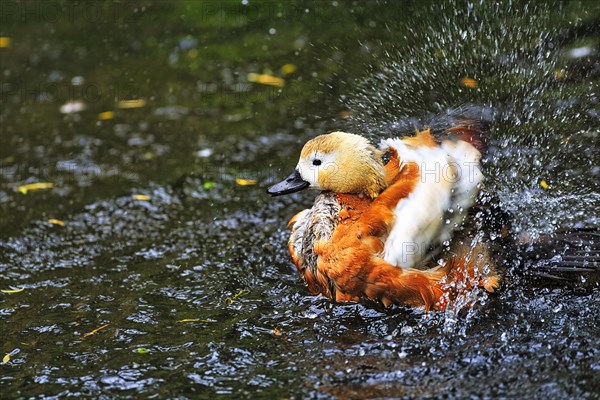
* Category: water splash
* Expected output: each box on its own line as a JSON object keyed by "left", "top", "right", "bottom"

{"left": 441, "top": 232, "right": 494, "bottom": 334}
{"left": 345, "top": 0, "right": 598, "bottom": 238}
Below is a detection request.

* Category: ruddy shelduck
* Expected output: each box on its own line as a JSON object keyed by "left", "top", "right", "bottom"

{"left": 268, "top": 125, "right": 500, "bottom": 310}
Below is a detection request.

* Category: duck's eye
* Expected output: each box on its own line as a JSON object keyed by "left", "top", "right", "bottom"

{"left": 312, "top": 159, "right": 322, "bottom": 166}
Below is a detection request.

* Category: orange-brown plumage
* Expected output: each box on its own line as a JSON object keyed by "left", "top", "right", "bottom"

{"left": 401, "top": 128, "right": 437, "bottom": 148}
{"left": 276, "top": 126, "right": 500, "bottom": 311}
{"left": 289, "top": 160, "right": 454, "bottom": 310}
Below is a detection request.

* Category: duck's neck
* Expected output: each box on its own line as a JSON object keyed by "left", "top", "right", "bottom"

{"left": 364, "top": 175, "right": 387, "bottom": 199}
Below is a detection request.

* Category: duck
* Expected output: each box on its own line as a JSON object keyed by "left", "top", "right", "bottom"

{"left": 268, "top": 123, "right": 501, "bottom": 311}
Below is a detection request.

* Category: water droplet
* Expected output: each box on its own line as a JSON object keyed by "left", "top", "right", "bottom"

{"left": 553, "top": 304, "right": 563, "bottom": 313}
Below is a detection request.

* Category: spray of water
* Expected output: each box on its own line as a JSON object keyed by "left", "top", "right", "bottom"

{"left": 346, "top": 2, "right": 597, "bottom": 230}
{"left": 344, "top": 1, "right": 598, "bottom": 320}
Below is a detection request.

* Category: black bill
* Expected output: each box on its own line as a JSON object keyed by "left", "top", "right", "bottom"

{"left": 267, "top": 169, "right": 310, "bottom": 196}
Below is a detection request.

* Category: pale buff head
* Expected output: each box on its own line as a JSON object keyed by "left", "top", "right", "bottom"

{"left": 295, "top": 132, "right": 387, "bottom": 198}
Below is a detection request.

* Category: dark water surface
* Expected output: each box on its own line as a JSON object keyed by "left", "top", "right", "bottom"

{"left": 1, "top": 1, "right": 599, "bottom": 398}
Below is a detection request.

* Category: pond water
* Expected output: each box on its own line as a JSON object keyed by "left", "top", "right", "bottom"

{"left": 1, "top": 1, "right": 599, "bottom": 398}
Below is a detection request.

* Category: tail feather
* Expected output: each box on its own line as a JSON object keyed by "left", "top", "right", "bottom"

{"left": 353, "top": 259, "right": 452, "bottom": 311}
{"left": 361, "top": 256, "right": 499, "bottom": 311}
{"left": 434, "top": 255, "right": 500, "bottom": 310}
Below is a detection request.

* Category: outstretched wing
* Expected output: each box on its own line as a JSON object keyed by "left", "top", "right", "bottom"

{"left": 380, "top": 129, "right": 484, "bottom": 269}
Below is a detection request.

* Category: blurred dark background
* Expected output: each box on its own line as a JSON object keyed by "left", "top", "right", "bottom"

{"left": 0, "top": 1, "right": 598, "bottom": 398}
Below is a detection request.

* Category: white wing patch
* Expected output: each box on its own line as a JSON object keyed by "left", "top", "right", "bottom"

{"left": 380, "top": 138, "right": 483, "bottom": 269}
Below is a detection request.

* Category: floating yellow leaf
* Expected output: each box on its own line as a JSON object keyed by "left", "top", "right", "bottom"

{"left": 177, "top": 318, "right": 214, "bottom": 323}
{"left": 236, "top": 178, "right": 257, "bottom": 186}
{"left": 272, "top": 328, "right": 282, "bottom": 336}
{"left": 132, "top": 194, "right": 150, "bottom": 201}
{"left": 0, "top": 37, "right": 11, "bottom": 48}
{"left": 83, "top": 323, "right": 110, "bottom": 338}
{"left": 135, "top": 348, "right": 150, "bottom": 354}
{"left": 540, "top": 180, "right": 549, "bottom": 190}
{"left": 48, "top": 219, "right": 65, "bottom": 226}
{"left": 247, "top": 73, "right": 285, "bottom": 87}
{"left": 2, "top": 354, "right": 9, "bottom": 363}
{"left": 554, "top": 70, "right": 566, "bottom": 79}
{"left": 280, "top": 64, "right": 297, "bottom": 75}
{"left": 224, "top": 289, "right": 246, "bottom": 305}
{"left": 98, "top": 111, "right": 115, "bottom": 120}
{"left": 116, "top": 99, "right": 146, "bottom": 109}
{"left": 18, "top": 182, "right": 54, "bottom": 194}
{"left": 1, "top": 288, "right": 24, "bottom": 294}
{"left": 461, "top": 77, "right": 478, "bottom": 88}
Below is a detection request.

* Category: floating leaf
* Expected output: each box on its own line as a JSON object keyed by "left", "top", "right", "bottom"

{"left": 177, "top": 318, "right": 214, "bottom": 323}
{"left": 272, "top": 328, "right": 283, "bottom": 336}
{"left": 116, "top": 99, "right": 146, "bottom": 109}
{"left": 98, "top": 111, "right": 115, "bottom": 120}
{"left": 236, "top": 178, "right": 257, "bottom": 186}
{"left": 48, "top": 219, "right": 65, "bottom": 226}
{"left": 203, "top": 181, "right": 216, "bottom": 190}
{"left": 224, "top": 289, "right": 246, "bottom": 305}
{"left": 461, "top": 77, "right": 478, "bottom": 88}
{"left": 554, "top": 70, "right": 566, "bottom": 79}
{"left": 132, "top": 194, "right": 151, "bottom": 201}
{"left": 2, "top": 354, "right": 9, "bottom": 363}
{"left": 1, "top": 288, "right": 24, "bottom": 294}
{"left": 18, "top": 182, "right": 54, "bottom": 194}
{"left": 540, "top": 180, "right": 549, "bottom": 190}
{"left": 135, "top": 348, "right": 150, "bottom": 354}
{"left": 82, "top": 323, "right": 110, "bottom": 338}
{"left": 280, "top": 64, "right": 297, "bottom": 75}
{"left": 0, "top": 37, "right": 11, "bottom": 48}
{"left": 247, "top": 73, "right": 285, "bottom": 87}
